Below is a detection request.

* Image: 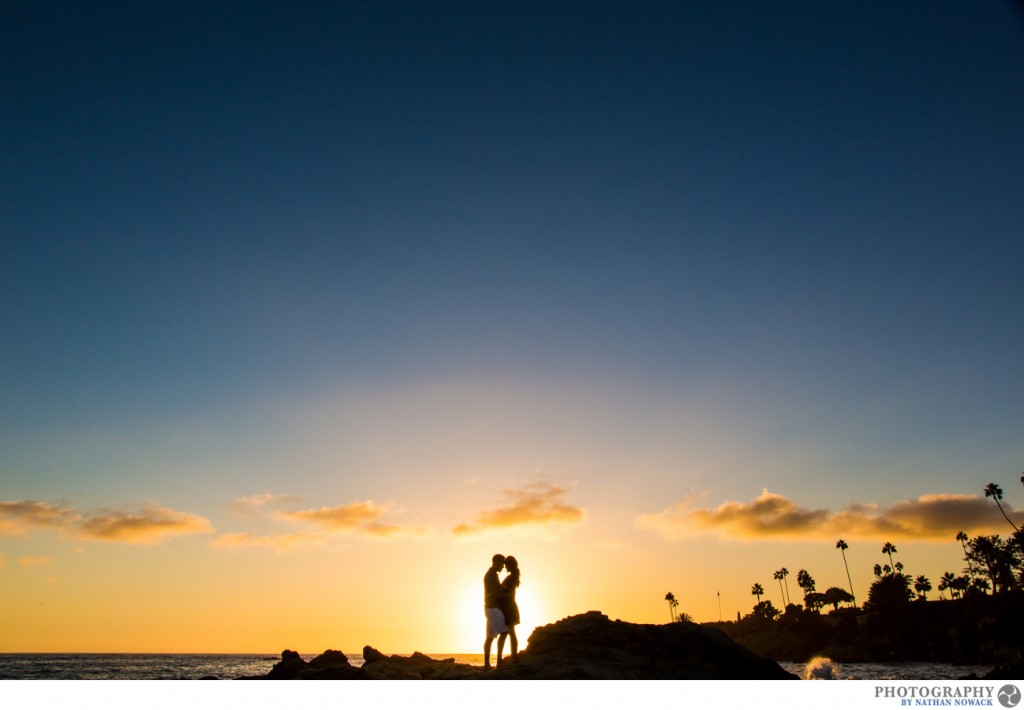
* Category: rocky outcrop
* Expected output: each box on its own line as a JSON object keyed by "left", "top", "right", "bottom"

{"left": 254, "top": 649, "right": 366, "bottom": 680}
{"left": 978, "top": 660, "right": 1024, "bottom": 681}
{"left": 498, "top": 611, "right": 796, "bottom": 679}
{"left": 359, "top": 648, "right": 484, "bottom": 680}
{"left": 245, "top": 611, "right": 797, "bottom": 680}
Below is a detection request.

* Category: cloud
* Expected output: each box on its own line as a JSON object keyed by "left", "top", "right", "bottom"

{"left": 2, "top": 499, "right": 213, "bottom": 544}
{"left": 209, "top": 532, "right": 326, "bottom": 550}
{"left": 274, "top": 501, "right": 385, "bottom": 530}
{"left": 76, "top": 503, "right": 214, "bottom": 544}
{"left": 0, "top": 501, "right": 79, "bottom": 535}
{"left": 453, "top": 481, "right": 585, "bottom": 537}
{"left": 635, "top": 489, "right": 1023, "bottom": 542}
{"left": 229, "top": 493, "right": 302, "bottom": 515}
{"left": 271, "top": 500, "right": 426, "bottom": 539}
{"left": 18, "top": 556, "right": 54, "bottom": 567}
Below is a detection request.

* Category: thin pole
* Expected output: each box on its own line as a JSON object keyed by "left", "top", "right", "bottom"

{"left": 717, "top": 591, "right": 722, "bottom": 621}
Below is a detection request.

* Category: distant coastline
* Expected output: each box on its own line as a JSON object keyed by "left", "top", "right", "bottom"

{"left": 704, "top": 590, "right": 1023, "bottom": 668}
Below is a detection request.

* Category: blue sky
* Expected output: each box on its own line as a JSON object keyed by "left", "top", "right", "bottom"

{"left": 5, "top": 1, "right": 1022, "bottom": 467}
{"left": 1, "top": 2, "right": 1023, "bottom": 642}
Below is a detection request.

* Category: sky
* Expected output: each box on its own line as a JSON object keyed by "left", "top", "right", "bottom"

{"left": 2, "top": 1, "right": 1023, "bottom": 653}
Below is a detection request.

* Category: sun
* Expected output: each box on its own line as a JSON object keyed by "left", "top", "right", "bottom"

{"left": 513, "top": 583, "right": 544, "bottom": 638}
{"left": 454, "top": 582, "right": 546, "bottom": 653}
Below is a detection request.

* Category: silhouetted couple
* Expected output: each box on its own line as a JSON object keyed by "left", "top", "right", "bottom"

{"left": 483, "top": 553, "right": 521, "bottom": 669}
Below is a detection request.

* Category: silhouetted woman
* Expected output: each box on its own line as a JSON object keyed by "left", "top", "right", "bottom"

{"left": 497, "top": 556, "right": 521, "bottom": 665}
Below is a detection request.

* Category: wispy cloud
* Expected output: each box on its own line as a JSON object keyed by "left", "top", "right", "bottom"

{"left": 77, "top": 503, "right": 214, "bottom": 544}
{"left": 1, "top": 499, "right": 214, "bottom": 544}
{"left": 635, "top": 489, "right": 1022, "bottom": 542}
{"left": 274, "top": 501, "right": 385, "bottom": 530}
{"left": 209, "top": 532, "right": 326, "bottom": 550}
{"left": 453, "top": 481, "right": 585, "bottom": 537}
{"left": 75, "top": 504, "right": 211, "bottom": 540}
{"left": 0, "top": 501, "right": 79, "bottom": 535}
{"left": 18, "top": 556, "right": 54, "bottom": 567}
{"left": 271, "top": 500, "right": 426, "bottom": 539}
{"left": 229, "top": 493, "right": 302, "bottom": 515}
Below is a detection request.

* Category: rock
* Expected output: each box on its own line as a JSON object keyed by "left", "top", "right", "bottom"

{"left": 265, "top": 650, "right": 308, "bottom": 679}
{"left": 252, "top": 611, "right": 797, "bottom": 680}
{"left": 308, "top": 649, "right": 349, "bottom": 668}
{"left": 255, "top": 648, "right": 365, "bottom": 680}
{"left": 361, "top": 645, "right": 387, "bottom": 664}
{"left": 981, "top": 660, "right": 1024, "bottom": 680}
{"left": 359, "top": 648, "right": 483, "bottom": 679}
{"left": 498, "top": 611, "right": 797, "bottom": 680}
{"left": 298, "top": 649, "right": 364, "bottom": 680}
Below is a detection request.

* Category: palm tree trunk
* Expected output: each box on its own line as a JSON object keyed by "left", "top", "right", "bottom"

{"left": 994, "top": 499, "right": 1020, "bottom": 533}
{"left": 841, "top": 549, "right": 856, "bottom": 605}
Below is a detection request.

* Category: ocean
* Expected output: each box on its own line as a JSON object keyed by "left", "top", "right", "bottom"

{"left": 0, "top": 653, "right": 995, "bottom": 680}
{"left": 0, "top": 653, "right": 481, "bottom": 680}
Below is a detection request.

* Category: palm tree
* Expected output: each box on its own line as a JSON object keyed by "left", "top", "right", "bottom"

{"left": 984, "top": 482, "right": 1020, "bottom": 533}
{"left": 664, "top": 592, "right": 678, "bottom": 623}
{"left": 822, "top": 586, "right": 854, "bottom": 611}
{"left": 796, "top": 569, "right": 816, "bottom": 600}
{"left": 866, "top": 571, "right": 913, "bottom": 610}
{"left": 873, "top": 563, "right": 883, "bottom": 578}
{"left": 956, "top": 530, "right": 970, "bottom": 560}
{"left": 914, "top": 575, "right": 932, "bottom": 601}
{"left": 774, "top": 567, "right": 791, "bottom": 606}
{"left": 882, "top": 542, "right": 897, "bottom": 570}
{"left": 950, "top": 575, "right": 971, "bottom": 599}
{"left": 836, "top": 539, "right": 856, "bottom": 606}
{"left": 751, "top": 583, "right": 764, "bottom": 604}
{"left": 773, "top": 570, "right": 785, "bottom": 606}
{"left": 938, "top": 572, "right": 956, "bottom": 599}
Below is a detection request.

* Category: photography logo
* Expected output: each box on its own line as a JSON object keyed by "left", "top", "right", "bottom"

{"left": 999, "top": 685, "right": 1021, "bottom": 709}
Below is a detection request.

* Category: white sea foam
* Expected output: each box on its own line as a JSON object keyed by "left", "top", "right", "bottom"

{"left": 803, "top": 656, "right": 841, "bottom": 680}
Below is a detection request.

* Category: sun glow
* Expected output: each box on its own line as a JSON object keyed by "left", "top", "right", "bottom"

{"left": 455, "top": 582, "right": 545, "bottom": 654}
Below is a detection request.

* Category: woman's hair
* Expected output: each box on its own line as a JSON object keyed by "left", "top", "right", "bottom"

{"left": 504, "top": 556, "right": 521, "bottom": 588}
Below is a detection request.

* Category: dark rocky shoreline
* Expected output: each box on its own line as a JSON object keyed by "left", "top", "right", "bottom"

{"left": 242, "top": 611, "right": 798, "bottom": 680}
{"left": 704, "top": 591, "right": 1023, "bottom": 676}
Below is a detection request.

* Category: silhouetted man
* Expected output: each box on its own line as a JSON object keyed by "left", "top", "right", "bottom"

{"left": 483, "top": 553, "right": 507, "bottom": 669}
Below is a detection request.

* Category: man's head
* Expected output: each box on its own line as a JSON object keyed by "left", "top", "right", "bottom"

{"left": 491, "top": 554, "right": 506, "bottom": 570}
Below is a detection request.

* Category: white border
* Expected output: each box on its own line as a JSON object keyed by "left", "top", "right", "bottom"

{"left": 4, "top": 680, "right": 1021, "bottom": 710}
